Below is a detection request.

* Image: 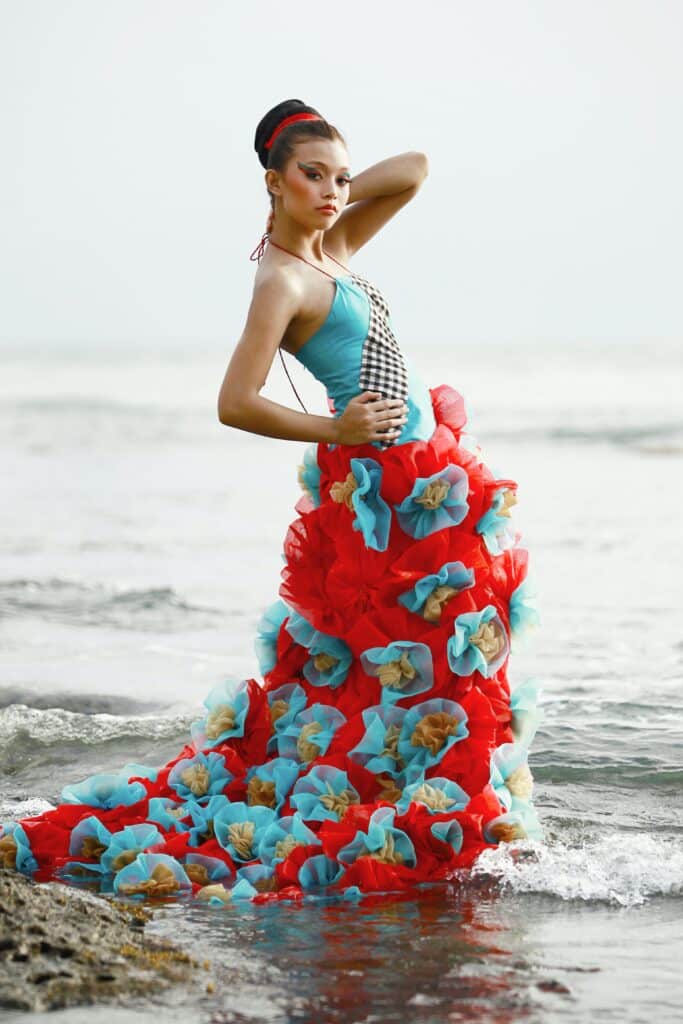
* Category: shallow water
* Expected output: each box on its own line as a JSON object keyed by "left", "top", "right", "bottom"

{"left": 1, "top": 339, "right": 682, "bottom": 1022}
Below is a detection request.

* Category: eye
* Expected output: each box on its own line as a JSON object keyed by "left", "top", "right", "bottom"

{"left": 304, "top": 171, "right": 351, "bottom": 185}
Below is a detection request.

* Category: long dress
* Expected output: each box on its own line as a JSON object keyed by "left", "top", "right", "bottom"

{"left": 0, "top": 252, "right": 544, "bottom": 905}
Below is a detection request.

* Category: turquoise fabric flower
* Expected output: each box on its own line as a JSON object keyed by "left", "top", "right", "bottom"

{"left": 393, "top": 464, "right": 469, "bottom": 539}
{"left": 257, "top": 812, "right": 321, "bottom": 866}
{"left": 347, "top": 704, "right": 408, "bottom": 776}
{"left": 120, "top": 762, "right": 158, "bottom": 783}
{"left": 347, "top": 457, "right": 392, "bottom": 551}
{"left": 398, "top": 560, "right": 475, "bottom": 619}
{"left": 285, "top": 610, "right": 353, "bottom": 689}
{"left": 397, "top": 698, "right": 469, "bottom": 772}
{"left": 483, "top": 806, "right": 543, "bottom": 844}
{"left": 213, "top": 801, "right": 277, "bottom": 863}
{"left": 147, "top": 797, "right": 190, "bottom": 834}
{"left": 475, "top": 486, "right": 517, "bottom": 555}
{"left": 360, "top": 640, "right": 434, "bottom": 705}
{"left": 245, "top": 757, "right": 301, "bottom": 811}
{"left": 0, "top": 822, "right": 38, "bottom": 875}
{"left": 510, "top": 679, "right": 544, "bottom": 748}
{"left": 509, "top": 579, "right": 541, "bottom": 644}
{"left": 446, "top": 605, "right": 509, "bottom": 678}
{"left": 275, "top": 702, "right": 347, "bottom": 765}
{"left": 290, "top": 765, "right": 361, "bottom": 824}
{"left": 489, "top": 742, "right": 535, "bottom": 812}
{"left": 112, "top": 853, "right": 192, "bottom": 898}
{"left": 266, "top": 682, "right": 309, "bottom": 755}
{"left": 168, "top": 751, "right": 233, "bottom": 803}
{"left": 254, "top": 598, "right": 291, "bottom": 676}
{"left": 298, "top": 853, "right": 346, "bottom": 890}
{"left": 182, "top": 853, "right": 233, "bottom": 885}
{"left": 337, "top": 805, "right": 417, "bottom": 868}
{"left": 395, "top": 775, "right": 469, "bottom": 816}
{"left": 190, "top": 677, "right": 251, "bottom": 751}
{"left": 61, "top": 771, "right": 147, "bottom": 809}
{"left": 236, "top": 862, "right": 276, "bottom": 891}
{"left": 229, "top": 876, "right": 260, "bottom": 901}
{"left": 297, "top": 443, "right": 322, "bottom": 507}
{"left": 429, "top": 817, "right": 464, "bottom": 853}
{"left": 100, "top": 823, "right": 164, "bottom": 875}
{"left": 63, "top": 815, "right": 112, "bottom": 877}
{"left": 184, "top": 794, "right": 230, "bottom": 846}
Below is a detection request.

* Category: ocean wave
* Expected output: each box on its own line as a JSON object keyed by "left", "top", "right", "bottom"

{"left": 483, "top": 420, "right": 683, "bottom": 451}
{"left": 0, "top": 577, "right": 224, "bottom": 631}
{"left": 469, "top": 833, "right": 683, "bottom": 907}
{"left": 0, "top": 703, "right": 192, "bottom": 749}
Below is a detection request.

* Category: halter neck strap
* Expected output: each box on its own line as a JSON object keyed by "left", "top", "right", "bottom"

{"left": 266, "top": 240, "right": 352, "bottom": 280}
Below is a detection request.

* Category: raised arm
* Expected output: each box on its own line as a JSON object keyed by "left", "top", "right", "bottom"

{"left": 325, "top": 151, "right": 429, "bottom": 257}
{"left": 217, "top": 269, "right": 339, "bottom": 443}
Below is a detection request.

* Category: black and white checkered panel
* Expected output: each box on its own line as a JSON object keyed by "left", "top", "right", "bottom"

{"left": 348, "top": 272, "right": 409, "bottom": 450}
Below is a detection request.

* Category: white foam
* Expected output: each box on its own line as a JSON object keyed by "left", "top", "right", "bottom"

{"left": 0, "top": 703, "right": 192, "bottom": 745}
{"left": 470, "top": 833, "right": 683, "bottom": 907}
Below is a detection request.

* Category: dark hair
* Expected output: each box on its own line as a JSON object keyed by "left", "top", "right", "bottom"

{"left": 254, "top": 99, "right": 346, "bottom": 201}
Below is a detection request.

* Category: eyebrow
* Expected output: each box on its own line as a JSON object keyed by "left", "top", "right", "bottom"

{"left": 299, "top": 160, "right": 351, "bottom": 172}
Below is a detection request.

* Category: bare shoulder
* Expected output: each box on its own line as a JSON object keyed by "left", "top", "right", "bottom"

{"left": 251, "top": 261, "right": 305, "bottom": 311}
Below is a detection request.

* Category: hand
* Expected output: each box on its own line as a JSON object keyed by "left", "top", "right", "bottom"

{"left": 333, "top": 391, "right": 409, "bottom": 446}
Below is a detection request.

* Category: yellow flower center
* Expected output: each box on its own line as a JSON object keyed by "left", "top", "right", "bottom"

{"left": 410, "top": 782, "right": 455, "bottom": 812}
{"left": 330, "top": 471, "right": 358, "bottom": 510}
{"left": 270, "top": 699, "right": 289, "bottom": 726}
{"left": 361, "top": 831, "right": 404, "bottom": 866}
{"left": 297, "top": 721, "right": 323, "bottom": 763}
{"left": 376, "top": 651, "right": 416, "bottom": 690}
{"left": 506, "top": 764, "right": 534, "bottom": 799}
{"left": 111, "top": 848, "right": 140, "bottom": 873}
{"left": 196, "top": 883, "right": 231, "bottom": 903}
{"left": 377, "top": 775, "right": 403, "bottom": 804}
{"left": 410, "top": 712, "right": 461, "bottom": 756}
{"left": 185, "top": 863, "right": 211, "bottom": 885}
{"left": 80, "top": 836, "right": 107, "bottom": 861}
{"left": 205, "top": 703, "right": 236, "bottom": 740}
{"left": 488, "top": 819, "right": 527, "bottom": 843}
{"left": 497, "top": 489, "right": 517, "bottom": 518}
{"left": 319, "top": 780, "right": 360, "bottom": 820}
{"left": 0, "top": 834, "right": 17, "bottom": 869}
{"left": 414, "top": 478, "right": 450, "bottom": 510}
{"left": 180, "top": 763, "right": 211, "bottom": 797}
{"left": 422, "top": 584, "right": 458, "bottom": 622}
{"left": 274, "top": 834, "right": 305, "bottom": 860}
{"left": 247, "top": 776, "right": 277, "bottom": 808}
{"left": 469, "top": 619, "right": 506, "bottom": 662}
{"left": 227, "top": 820, "right": 256, "bottom": 860}
{"left": 380, "top": 723, "right": 405, "bottom": 767}
{"left": 312, "top": 651, "right": 339, "bottom": 673}
{"left": 117, "top": 862, "right": 180, "bottom": 897}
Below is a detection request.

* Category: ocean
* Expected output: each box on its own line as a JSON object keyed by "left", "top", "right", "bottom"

{"left": 1, "top": 338, "right": 682, "bottom": 1023}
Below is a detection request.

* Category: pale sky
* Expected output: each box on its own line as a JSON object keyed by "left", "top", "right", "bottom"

{"left": 1, "top": 0, "right": 681, "bottom": 350}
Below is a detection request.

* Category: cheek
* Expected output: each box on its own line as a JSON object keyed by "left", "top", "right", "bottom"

{"left": 287, "top": 175, "right": 315, "bottom": 201}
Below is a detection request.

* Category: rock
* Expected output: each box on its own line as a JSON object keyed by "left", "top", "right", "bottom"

{"left": 0, "top": 869, "right": 201, "bottom": 1012}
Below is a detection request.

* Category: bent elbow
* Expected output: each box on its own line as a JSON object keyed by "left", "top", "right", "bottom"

{"left": 217, "top": 392, "right": 258, "bottom": 428}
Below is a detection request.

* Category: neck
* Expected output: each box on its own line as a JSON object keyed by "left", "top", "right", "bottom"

{"left": 267, "top": 212, "right": 326, "bottom": 263}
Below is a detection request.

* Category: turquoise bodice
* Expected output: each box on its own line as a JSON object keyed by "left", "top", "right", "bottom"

{"left": 293, "top": 274, "right": 436, "bottom": 448}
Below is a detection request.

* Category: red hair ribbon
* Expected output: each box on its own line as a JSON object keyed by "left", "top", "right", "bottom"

{"left": 264, "top": 112, "right": 322, "bottom": 150}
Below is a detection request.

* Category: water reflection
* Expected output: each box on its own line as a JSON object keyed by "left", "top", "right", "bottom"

{"left": 151, "top": 878, "right": 557, "bottom": 1023}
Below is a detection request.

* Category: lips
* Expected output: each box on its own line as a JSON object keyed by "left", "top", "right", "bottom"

{"left": 318, "top": 206, "right": 337, "bottom": 213}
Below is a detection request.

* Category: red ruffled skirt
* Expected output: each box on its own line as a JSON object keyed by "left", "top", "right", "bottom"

{"left": 4, "top": 385, "right": 540, "bottom": 905}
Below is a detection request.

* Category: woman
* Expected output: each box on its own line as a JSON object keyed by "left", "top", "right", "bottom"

{"left": 0, "top": 100, "right": 544, "bottom": 904}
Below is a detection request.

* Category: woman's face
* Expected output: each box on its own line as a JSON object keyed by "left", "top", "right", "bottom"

{"left": 268, "top": 138, "right": 351, "bottom": 229}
